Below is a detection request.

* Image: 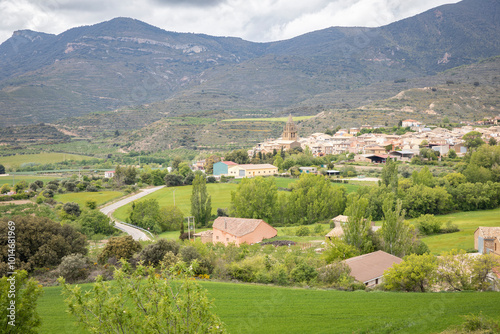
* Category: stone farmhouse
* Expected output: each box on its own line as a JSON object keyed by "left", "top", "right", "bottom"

{"left": 474, "top": 226, "right": 500, "bottom": 255}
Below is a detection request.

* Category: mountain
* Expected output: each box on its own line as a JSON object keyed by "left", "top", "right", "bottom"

{"left": 0, "top": 0, "right": 499, "bottom": 127}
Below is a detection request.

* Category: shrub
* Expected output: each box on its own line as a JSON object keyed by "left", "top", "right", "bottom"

{"left": 162, "top": 251, "right": 179, "bottom": 268}
{"left": 460, "top": 312, "right": 500, "bottom": 333}
{"left": 86, "top": 185, "right": 98, "bottom": 192}
{"left": 78, "top": 210, "right": 115, "bottom": 237}
{"left": 85, "top": 199, "right": 97, "bottom": 210}
{"left": 140, "top": 239, "right": 180, "bottom": 266}
{"left": 295, "top": 226, "right": 310, "bottom": 236}
{"left": 207, "top": 176, "right": 216, "bottom": 183}
{"left": 415, "top": 214, "right": 442, "bottom": 235}
{"left": 317, "top": 261, "right": 352, "bottom": 287}
{"left": 63, "top": 202, "right": 81, "bottom": 217}
{"left": 313, "top": 224, "right": 324, "bottom": 235}
{"left": 290, "top": 262, "right": 317, "bottom": 283}
{"left": 57, "top": 253, "right": 91, "bottom": 282}
{"left": 98, "top": 236, "right": 141, "bottom": 264}
{"left": 441, "top": 221, "right": 459, "bottom": 233}
{"left": 179, "top": 245, "right": 201, "bottom": 264}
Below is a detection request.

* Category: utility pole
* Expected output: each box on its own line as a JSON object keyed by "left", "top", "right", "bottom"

{"left": 187, "top": 216, "right": 195, "bottom": 241}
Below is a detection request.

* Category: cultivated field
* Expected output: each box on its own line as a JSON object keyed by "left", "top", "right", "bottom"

{"left": 0, "top": 152, "right": 91, "bottom": 168}
{"left": 38, "top": 281, "right": 500, "bottom": 334}
{"left": 54, "top": 191, "right": 125, "bottom": 208}
{"left": 420, "top": 207, "right": 500, "bottom": 254}
{"left": 0, "top": 175, "right": 59, "bottom": 187}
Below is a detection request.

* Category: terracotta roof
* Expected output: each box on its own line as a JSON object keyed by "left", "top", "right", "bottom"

{"left": 213, "top": 217, "right": 276, "bottom": 237}
{"left": 476, "top": 226, "right": 500, "bottom": 239}
{"left": 221, "top": 161, "right": 238, "bottom": 165}
{"left": 344, "top": 250, "right": 403, "bottom": 283}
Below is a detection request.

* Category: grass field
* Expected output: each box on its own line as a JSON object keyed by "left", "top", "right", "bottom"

{"left": 0, "top": 152, "right": 91, "bottom": 168}
{"left": 0, "top": 175, "right": 60, "bottom": 187}
{"left": 221, "top": 116, "right": 315, "bottom": 122}
{"left": 420, "top": 207, "right": 500, "bottom": 255}
{"left": 113, "top": 183, "right": 238, "bottom": 221}
{"left": 38, "top": 281, "right": 500, "bottom": 334}
{"left": 54, "top": 191, "right": 125, "bottom": 208}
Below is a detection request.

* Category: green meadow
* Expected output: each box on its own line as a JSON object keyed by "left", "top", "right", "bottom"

{"left": 38, "top": 281, "right": 500, "bottom": 334}
{"left": 222, "top": 116, "right": 314, "bottom": 122}
{"left": 420, "top": 207, "right": 500, "bottom": 254}
{"left": 0, "top": 152, "right": 91, "bottom": 168}
{"left": 54, "top": 191, "right": 125, "bottom": 207}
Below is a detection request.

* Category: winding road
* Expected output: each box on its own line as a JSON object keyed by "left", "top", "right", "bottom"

{"left": 100, "top": 185, "right": 165, "bottom": 241}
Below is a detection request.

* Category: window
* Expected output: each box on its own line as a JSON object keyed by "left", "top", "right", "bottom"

{"left": 226, "top": 238, "right": 229, "bottom": 241}
{"left": 375, "top": 278, "right": 379, "bottom": 285}
{"left": 216, "top": 236, "right": 219, "bottom": 240}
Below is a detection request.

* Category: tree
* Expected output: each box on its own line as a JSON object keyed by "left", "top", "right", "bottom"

{"left": 411, "top": 166, "right": 434, "bottom": 187}
{"left": 323, "top": 237, "right": 359, "bottom": 263}
{"left": 230, "top": 177, "right": 278, "bottom": 223}
{"left": 462, "top": 131, "right": 485, "bottom": 152}
{"left": 273, "top": 155, "right": 284, "bottom": 170}
{"left": 342, "top": 194, "right": 373, "bottom": 253}
{"left": 224, "top": 149, "right": 250, "bottom": 164}
{"left": 59, "top": 261, "right": 226, "bottom": 334}
{"left": 0, "top": 270, "right": 43, "bottom": 333}
{"left": 380, "top": 158, "right": 398, "bottom": 193}
{"left": 448, "top": 149, "right": 457, "bottom": 159}
{"left": 0, "top": 164, "right": 5, "bottom": 174}
{"left": 123, "top": 166, "right": 137, "bottom": 185}
{"left": 385, "top": 200, "right": 418, "bottom": 256}
{"left": 383, "top": 253, "right": 437, "bottom": 292}
{"left": 286, "top": 174, "right": 346, "bottom": 225}
{"left": 98, "top": 235, "right": 141, "bottom": 264}
{"left": 191, "top": 174, "right": 212, "bottom": 226}
{"left": 128, "top": 199, "right": 162, "bottom": 232}
{"left": 0, "top": 216, "right": 87, "bottom": 275}
{"left": 164, "top": 174, "right": 183, "bottom": 187}
{"left": 14, "top": 180, "right": 28, "bottom": 193}
{"left": 159, "top": 206, "right": 184, "bottom": 232}
{"left": 0, "top": 183, "right": 10, "bottom": 194}
{"left": 78, "top": 210, "right": 115, "bottom": 237}
{"left": 85, "top": 199, "right": 97, "bottom": 210}
{"left": 171, "top": 156, "right": 183, "bottom": 171}
{"left": 139, "top": 239, "right": 180, "bottom": 267}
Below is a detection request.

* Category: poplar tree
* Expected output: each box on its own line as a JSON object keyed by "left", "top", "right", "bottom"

{"left": 191, "top": 174, "right": 212, "bottom": 226}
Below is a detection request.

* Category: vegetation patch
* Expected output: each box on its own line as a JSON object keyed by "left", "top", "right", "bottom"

{"left": 54, "top": 191, "right": 125, "bottom": 208}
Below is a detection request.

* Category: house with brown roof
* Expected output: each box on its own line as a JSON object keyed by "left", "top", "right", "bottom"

{"left": 344, "top": 250, "right": 403, "bottom": 287}
{"left": 474, "top": 227, "right": 500, "bottom": 255}
{"left": 211, "top": 217, "right": 277, "bottom": 246}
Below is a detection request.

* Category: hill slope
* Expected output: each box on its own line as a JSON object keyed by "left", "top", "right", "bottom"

{"left": 0, "top": 0, "right": 498, "bottom": 127}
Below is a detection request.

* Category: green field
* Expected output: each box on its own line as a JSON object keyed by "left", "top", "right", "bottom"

{"left": 222, "top": 116, "right": 314, "bottom": 122}
{"left": 0, "top": 175, "right": 60, "bottom": 187}
{"left": 420, "top": 207, "right": 500, "bottom": 254}
{"left": 38, "top": 281, "right": 500, "bottom": 334}
{"left": 0, "top": 152, "right": 91, "bottom": 168}
{"left": 114, "top": 183, "right": 238, "bottom": 221}
{"left": 54, "top": 191, "right": 125, "bottom": 207}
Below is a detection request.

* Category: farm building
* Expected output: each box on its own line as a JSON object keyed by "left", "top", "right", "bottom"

{"left": 211, "top": 217, "right": 277, "bottom": 246}
{"left": 344, "top": 250, "right": 403, "bottom": 287}
{"left": 299, "top": 167, "right": 317, "bottom": 174}
{"left": 228, "top": 164, "right": 278, "bottom": 178}
{"left": 474, "top": 227, "right": 500, "bottom": 255}
{"left": 388, "top": 150, "right": 415, "bottom": 161}
{"left": 213, "top": 161, "right": 238, "bottom": 176}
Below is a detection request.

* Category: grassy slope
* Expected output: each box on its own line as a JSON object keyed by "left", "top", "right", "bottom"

{"left": 420, "top": 207, "right": 500, "bottom": 255}
{"left": 54, "top": 191, "right": 125, "bottom": 208}
{"left": 0, "top": 152, "right": 91, "bottom": 168}
{"left": 38, "top": 282, "right": 500, "bottom": 334}
{"left": 221, "top": 116, "right": 315, "bottom": 122}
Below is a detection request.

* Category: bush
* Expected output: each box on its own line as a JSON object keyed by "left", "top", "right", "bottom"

{"left": 63, "top": 202, "right": 81, "bottom": 217}
{"left": 85, "top": 199, "right": 97, "bottom": 210}
{"left": 441, "top": 221, "right": 459, "bottom": 233}
{"left": 179, "top": 245, "right": 201, "bottom": 264}
{"left": 98, "top": 236, "right": 142, "bottom": 264}
{"left": 290, "top": 262, "right": 317, "bottom": 283}
{"left": 140, "top": 239, "right": 180, "bottom": 266}
{"left": 415, "top": 214, "right": 442, "bottom": 235}
{"left": 162, "top": 251, "right": 179, "bottom": 268}
{"left": 86, "top": 185, "right": 98, "bottom": 192}
{"left": 78, "top": 210, "right": 115, "bottom": 237}
{"left": 57, "top": 253, "right": 90, "bottom": 282}
{"left": 317, "top": 261, "right": 353, "bottom": 287}
{"left": 207, "top": 176, "right": 216, "bottom": 183}
{"left": 295, "top": 226, "right": 310, "bottom": 236}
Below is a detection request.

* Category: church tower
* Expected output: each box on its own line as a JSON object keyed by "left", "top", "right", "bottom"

{"left": 281, "top": 114, "right": 298, "bottom": 141}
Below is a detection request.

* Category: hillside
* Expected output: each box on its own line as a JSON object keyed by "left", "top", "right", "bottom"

{"left": 0, "top": 0, "right": 499, "bottom": 127}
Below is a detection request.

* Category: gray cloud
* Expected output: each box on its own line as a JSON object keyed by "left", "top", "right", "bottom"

{"left": 0, "top": 0, "right": 461, "bottom": 45}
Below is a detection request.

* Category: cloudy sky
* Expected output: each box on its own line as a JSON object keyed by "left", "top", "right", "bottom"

{"left": 0, "top": 0, "right": 460, "bottom": 44}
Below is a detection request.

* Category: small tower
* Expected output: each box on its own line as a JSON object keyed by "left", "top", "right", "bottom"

{"left": 282, "top": 114, "right": 298, "bottom": 141}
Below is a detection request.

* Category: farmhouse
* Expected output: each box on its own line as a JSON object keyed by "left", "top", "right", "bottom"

{"left": 104, "top": 171, "right": 115, "bottom": 178}
{"left": 344, "top": 250, "right": 403, "bottom": 287}
{"left": 211, "top": 217, "right": 277, "bottom": 246}
{"left": 228, "top": 164, "right": 278, "bottom": 178}
{"left": 474, "top": 226, "right": 500, "bottom": 255}
{"left": 213, "top": 161, "right": 238, "bottom": 176}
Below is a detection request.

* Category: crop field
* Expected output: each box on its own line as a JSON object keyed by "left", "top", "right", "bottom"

{"left": 0, "top": 175, "right": 59, "bottom": 187}
{"left": 0, "top": 152, "right": 91, "bottom": 168}
{"left": 54, "top": 191, "right": 125, "bottom": 208}
{"left": 420, "top": 207, "right": 500, "bottom": 255}
{"left": 221, "top": 116, "right": 315, "bottom": 122}
{"left": 38, "top": 281, "right": 500, "bottom": 334}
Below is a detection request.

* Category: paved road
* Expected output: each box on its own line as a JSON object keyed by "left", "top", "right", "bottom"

{"left": 100, "top": 185, "right": 165, "bottom": 241}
